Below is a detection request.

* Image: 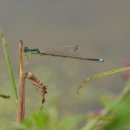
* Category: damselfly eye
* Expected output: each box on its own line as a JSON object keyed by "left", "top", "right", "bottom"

{"left": 24, "top": 47, "right": 29, "bottom": 52}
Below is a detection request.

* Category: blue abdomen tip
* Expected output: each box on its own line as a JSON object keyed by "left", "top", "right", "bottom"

{"left": 99, "top": 58, "right": 104, "bottom": 63}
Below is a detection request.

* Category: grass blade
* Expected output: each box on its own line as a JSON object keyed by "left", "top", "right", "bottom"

{"left": 78, "top": 66, "right": 130, "bottom": 93}
{"left": 0, "top": 28, "right": 18, "bottom": 99}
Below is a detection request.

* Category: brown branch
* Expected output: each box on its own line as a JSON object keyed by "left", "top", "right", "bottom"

{"left": 25, "top": 72, "right": 47, "bottom": 109}
{"left": 16, "top": 40, "right": 25, "bottom": 123}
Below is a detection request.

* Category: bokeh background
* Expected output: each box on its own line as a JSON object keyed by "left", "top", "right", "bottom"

{"left": 0, "top": 0, "right": 130, "bottom": 129}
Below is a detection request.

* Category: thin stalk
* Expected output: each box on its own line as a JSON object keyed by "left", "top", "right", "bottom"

{"left": 16, "top": 40, "right": 25, "bottom": 123}
{"left": 0, "top": 31, "right": 18, "bottom": 99}
{"left": 78, "top": 66, "right": 130, "bottom": 93}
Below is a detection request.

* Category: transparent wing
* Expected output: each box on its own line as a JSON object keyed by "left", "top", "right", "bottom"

{"left": 42, "top": 45, "right": 79, "bottom": 57}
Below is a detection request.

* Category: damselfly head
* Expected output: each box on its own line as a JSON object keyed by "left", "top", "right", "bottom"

{"left": 24, "top": 47, "right": 29, "bottom": 53}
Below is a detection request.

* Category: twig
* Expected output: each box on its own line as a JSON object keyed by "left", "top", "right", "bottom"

{"left": 16, "top": 40, "right": 25, "bottom": 123}
{"left": 25, "top": 72, "right": 47, "bottom": 109}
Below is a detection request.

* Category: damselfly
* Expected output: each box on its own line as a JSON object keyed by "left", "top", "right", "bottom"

{"left": 24, "top": 46, "right": 104, "bottom": 63}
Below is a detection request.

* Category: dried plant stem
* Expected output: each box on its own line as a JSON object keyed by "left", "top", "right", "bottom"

{"left": 1, "top": 34, "right": 18, "bottom": 99}
{"left": 16, "top": 40, "right": 25, "bottom": 123}
{"left": 25, "top": 72, "right": 47, "bottom": 110}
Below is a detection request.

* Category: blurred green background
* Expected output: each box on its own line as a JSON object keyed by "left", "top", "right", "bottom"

{"left": 0, "top": 0, "right": 130, "bottom": 129}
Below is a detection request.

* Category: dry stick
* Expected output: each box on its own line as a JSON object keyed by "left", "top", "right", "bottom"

{"left": 25, "top": 72, "right": 47, "bottom": 109}
{"left": 16, "top": 40, "right": 25, "bottom": 123}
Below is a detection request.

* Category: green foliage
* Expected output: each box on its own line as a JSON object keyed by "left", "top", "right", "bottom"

{"left": 103, "top": 97, "right": 130, "bottom": 130}
{"left": 14, "top": 108, "right": 84, "bottom": 130}
{"left": 81, "top": 80, "right": 130, "bottom": 130}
